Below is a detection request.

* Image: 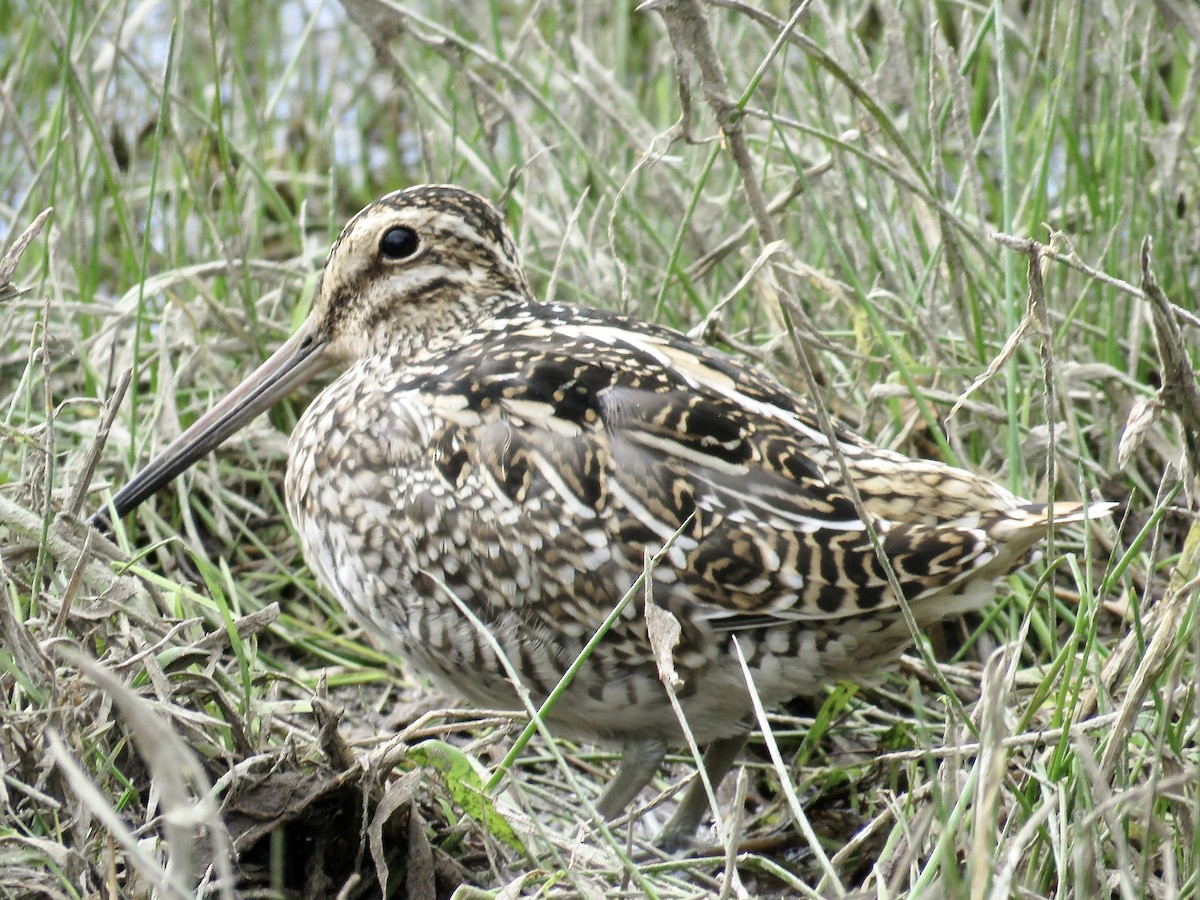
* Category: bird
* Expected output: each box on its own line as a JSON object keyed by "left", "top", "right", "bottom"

{"left": 92, "top": 184, "right": 1111, "bottom": 849}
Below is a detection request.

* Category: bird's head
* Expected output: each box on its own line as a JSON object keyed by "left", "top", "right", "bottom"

{"left": 309, "top": 184, "right": 530, "bottom": 363}
{"left": 91, "top": 185, "right": 528, "bottom": 525}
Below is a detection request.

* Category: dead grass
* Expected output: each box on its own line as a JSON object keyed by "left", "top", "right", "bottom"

{"left": 1, "top": 0, "right": 1198, "bottom": 896}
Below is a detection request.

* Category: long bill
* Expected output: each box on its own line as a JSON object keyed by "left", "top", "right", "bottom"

{"left": 90, "top": 320, "right": 334, "bottom": 529}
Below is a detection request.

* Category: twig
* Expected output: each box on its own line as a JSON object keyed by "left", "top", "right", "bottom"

{"left": 992, "top": 230, "right": 1200, "bottom": 333}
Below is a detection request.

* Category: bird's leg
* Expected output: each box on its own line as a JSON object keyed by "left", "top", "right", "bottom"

{"left": 595, "top": 737, "right": 668, "bottom": 821}
{"left": 655, "top": 733, "right": 749, "bottom": 851}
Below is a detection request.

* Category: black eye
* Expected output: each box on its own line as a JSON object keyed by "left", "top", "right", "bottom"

{"left": 379, "top": 226, "right": 419, "bottom": 260}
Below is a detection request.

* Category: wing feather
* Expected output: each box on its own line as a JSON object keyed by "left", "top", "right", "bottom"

{"left": 398, "top": 318, "right": 1011, "bottom": 626}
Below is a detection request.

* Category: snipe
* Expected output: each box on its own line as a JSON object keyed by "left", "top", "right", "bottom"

{"left": 93, "top": 185, "right": 1109, "bottom": 848}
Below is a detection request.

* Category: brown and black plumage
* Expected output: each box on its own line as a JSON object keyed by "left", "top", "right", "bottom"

{"left": 94, "top": 185, "right": 1110, "bottom": 847}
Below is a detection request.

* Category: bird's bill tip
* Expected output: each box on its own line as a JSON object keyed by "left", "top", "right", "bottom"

{"left": 89, "top": 324, "right": 333, "bottom": 526}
